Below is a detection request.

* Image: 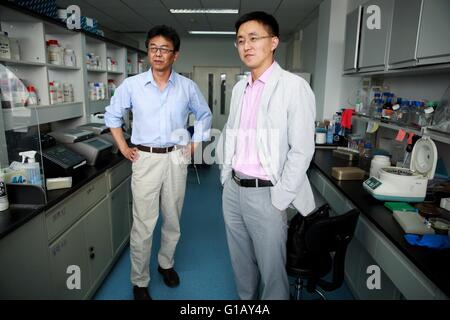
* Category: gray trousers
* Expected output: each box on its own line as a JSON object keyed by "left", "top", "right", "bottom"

{"left": 222, "top": 174, "right": 289, "bottom": 300}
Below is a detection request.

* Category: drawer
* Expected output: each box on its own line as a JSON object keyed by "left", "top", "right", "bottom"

{"left": 46, "top": 174, "right": 107, "bottom": 242}
{"left": 107, "top": 160, "right": 132, "bottom": 191}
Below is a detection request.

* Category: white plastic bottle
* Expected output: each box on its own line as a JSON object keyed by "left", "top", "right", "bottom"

{"left": 19, "top": 151, "right": 42, "bottom": 186}
{"left": 49, "top": 81, "right": 57, "bottom": 105}
{"left": 26, "top": 85, "right": 39, "bottom": 106}
{"left": 0, "top": 168, "right": 9, "bottom": 211}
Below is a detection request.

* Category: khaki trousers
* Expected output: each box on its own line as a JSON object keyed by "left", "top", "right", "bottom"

{"left": 130, "top": 149, "right": 187, "bottom": 287}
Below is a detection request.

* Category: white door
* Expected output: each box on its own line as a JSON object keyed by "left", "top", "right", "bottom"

{"left": 193, "top": 66, "right": 241, "bottom": 131}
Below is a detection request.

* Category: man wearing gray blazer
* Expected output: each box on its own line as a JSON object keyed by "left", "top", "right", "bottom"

{"left": 219, "top": 11, "right": 316, "bottom": 300}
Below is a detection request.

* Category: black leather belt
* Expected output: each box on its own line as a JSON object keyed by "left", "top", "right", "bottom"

{"left": 232, "top": 170, "right": 273, "bottom": 188}
{"left": 137, "top": 145, "right": 175, "bottom": 153}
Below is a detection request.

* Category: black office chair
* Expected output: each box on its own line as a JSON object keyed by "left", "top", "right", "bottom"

{"left": 286, "top": 206, "right": 360, "bottom": 300}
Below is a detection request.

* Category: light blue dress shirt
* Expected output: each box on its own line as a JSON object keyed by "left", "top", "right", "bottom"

{"left": 104, "top": 69, "right": 212, "bottom": 147}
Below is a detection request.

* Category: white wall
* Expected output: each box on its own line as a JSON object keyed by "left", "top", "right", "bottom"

{"left": 300, "top": 17, "right": 319, "bottom": 79}
{"left": 124, "top": 33, "right": 287, "bottom": 75}
{"left": 314, "top": 0, "right": 358, "bottom": 121}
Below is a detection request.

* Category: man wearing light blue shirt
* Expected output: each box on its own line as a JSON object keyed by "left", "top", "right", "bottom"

{"left": 104, "top": 25, "right": 212, "bottom": 300}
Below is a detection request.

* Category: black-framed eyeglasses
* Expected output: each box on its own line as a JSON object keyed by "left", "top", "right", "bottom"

{"left": 234, "top": 35, "right": 273, "bottom": 48}
{"left": 149, "top": 46, "right": 175, "bottom": 54}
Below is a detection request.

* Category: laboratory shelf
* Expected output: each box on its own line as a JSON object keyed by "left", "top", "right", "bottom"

{"left": 87, "top": 68, "right": 107, "bottom": 73}
{"left": 107, "top": 70, "right": 123, "bottom": 75}
{"left": 353, "top": 115, "right": 423, "bottom": 136}
{"left": 0, "top": 57, "right": 46, "bottom": 67}
{"left": 46, "top": 64, "right": 80, "bottom": 71}
{"left": 2, "top": 102, "right": 83, "bottom": 131}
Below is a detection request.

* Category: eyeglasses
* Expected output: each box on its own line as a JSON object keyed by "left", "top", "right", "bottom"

{"left": 149, "top": 46, "right": 175, "bottom": 55}
{"left": 234, "top": 35, "right": 273, "bottom": 48}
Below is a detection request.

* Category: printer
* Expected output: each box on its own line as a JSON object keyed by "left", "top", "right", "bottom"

{"left": 76, "top": 123, "right": 131, "bottom": 154}
{"left": 99, "top": 132, "right": 132, "bottom": 154}
{"left": 49, "top": 128, "right": 113, "bottom": 166}
{"left": 77, "top": 123, "right": 110, "bottom": 135}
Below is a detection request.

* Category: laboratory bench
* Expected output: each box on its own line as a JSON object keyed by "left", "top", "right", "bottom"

{"left": 0, "top": 154, "right": 126, "bottom": 240}
{"left": 310, "top": 149, "right": 450, "bottom": 299}
{"left": 0, "top": 155, "right": 132, "bottom": 299}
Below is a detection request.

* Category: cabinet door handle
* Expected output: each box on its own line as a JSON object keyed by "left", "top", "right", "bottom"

{"left": 87, "top": 186, "right": 95, "bottom": 194}
{"left": 89, "top": 246, "right": 94, "bottom": 252}
{"left": 90, "top": 252, "right": 95, "bottom": 259}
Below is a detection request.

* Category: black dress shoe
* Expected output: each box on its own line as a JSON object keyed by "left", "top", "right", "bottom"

{"left": 158, "top": 266, "right": 180, "bottom": 287}
{"left": 133, "top": 286, "right": 152, "bottom": 300}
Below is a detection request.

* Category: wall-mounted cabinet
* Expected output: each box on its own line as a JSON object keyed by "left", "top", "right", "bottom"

{"left": 344, "top": 0, "right": 450, "bottom": 75}
{"left": 358, "top": 0, "right": 394, "bottom": 73}
{"left": 388, "top": 0, "right": 422, "bottom": 69}
{"left": 343, "top": 6, "right": 363, "bottom": 73}
{"left": 416, "top": 0, "right": 450, "bottom": 66}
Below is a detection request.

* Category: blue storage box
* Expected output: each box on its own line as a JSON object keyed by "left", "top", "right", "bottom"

{"left": 81, "top": 16, "right": 98, "bottom": 33}
{"left": 9, "top": 0, "right": 58, "bottom": 18}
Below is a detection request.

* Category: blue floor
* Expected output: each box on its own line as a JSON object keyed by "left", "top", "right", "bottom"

{"left": 93, "top": 165, "right": 354, "bottom": 300}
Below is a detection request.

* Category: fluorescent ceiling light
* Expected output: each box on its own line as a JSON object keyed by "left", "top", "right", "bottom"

{"left": 170, "top": 9, "right": 238, "bottom": 14}
{"left": 189, "top": 31, "right": 236, "bottom": 35}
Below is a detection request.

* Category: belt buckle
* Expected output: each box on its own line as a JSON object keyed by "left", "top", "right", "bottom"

{"left": 233, "top": 174, "right": 241, "bottom": 185}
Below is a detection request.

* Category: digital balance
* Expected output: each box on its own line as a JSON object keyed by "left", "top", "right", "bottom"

{"left": 363, "top": 136, "right": 437, "bottom": 202}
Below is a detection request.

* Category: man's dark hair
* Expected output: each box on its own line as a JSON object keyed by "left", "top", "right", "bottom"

{"left": 145, "top": 25, "right": 180, "bottom": 52}
{"left": 235, "top": 11, "right": 279, "bottom": 37}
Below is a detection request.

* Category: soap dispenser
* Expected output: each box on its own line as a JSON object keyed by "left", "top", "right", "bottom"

{"left": 19, "top": 151, "right": 42, "bottom": 186}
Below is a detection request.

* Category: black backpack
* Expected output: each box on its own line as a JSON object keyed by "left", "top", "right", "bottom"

{"left": 286, "top": 204, "right": 330, "bottom": 269}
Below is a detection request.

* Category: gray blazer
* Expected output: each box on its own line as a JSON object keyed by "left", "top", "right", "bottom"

{"left": 218, "top": 62, "right": 316, "bottom": 216}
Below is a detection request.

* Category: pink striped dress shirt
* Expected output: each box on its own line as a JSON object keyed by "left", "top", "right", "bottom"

{"left": 232, "top": 61, "right": 276, "bottom": 180}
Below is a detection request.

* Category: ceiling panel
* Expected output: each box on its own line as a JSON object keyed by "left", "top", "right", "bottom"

{"left": 120, "top": 0, "right": 166, "bottom": 10}
{"left": 207, "top": 14, "right": 238, "bottom": 32}
{"left": 175, "top": 13, "right": 210, "bottom": 31}
{"left": 200, "top": 0, "right": 240, "bottom": 9}
{"left": 161, "top": 0, "right": 202, "bottom": 9}
{"left": 56, "top": 0, "right": 324, "bottom": 38}
{"left": 240, "top": 0, "right": 282, "bottom": 13}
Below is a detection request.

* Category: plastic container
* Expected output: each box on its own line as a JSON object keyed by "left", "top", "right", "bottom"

{"left": 47, "top": 39, "right": 62, "bottom": 65}
{"left": 0, "top": 168, "right": 9, "bottom": 211}
{"left": 26, "top": 85, "right": 39, "bottom": 106}
{"left": 0, "top": 31, "right": 11, "bottom": 59}
{"left": 326, "top": 122, "right": 334, "bottom": 144}
{"left": 363, "top": 142, "right": 373, "bottom": 159}
{"left": 49, "top": 82, "right": 57, "bottom": 105}
{"left": 18, "top": 151, "right": 42, "bottom": 186}
{"left": 63, "top": 48, "right": 76, "bottom": 67}
{"left": 370, "top": 155, "right": 391, "bottom": 178}
{"left": 315, "top": 127, "right": 326, "bottom": 144}
{"left": 108, "top": 79, "right": 116, "bottom": 97}
{"left": 63, "top": 83, "right": 74, "bottom": 103}
{"left": 53, "top": 81, "right": 64, "bottom": 103}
